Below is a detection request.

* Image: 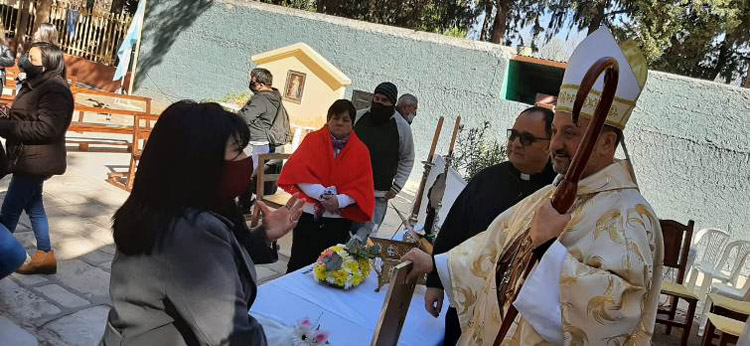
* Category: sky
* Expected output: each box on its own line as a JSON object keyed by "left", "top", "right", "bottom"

{"left": 466, "top": 10, "right": 588, "bottom": 61}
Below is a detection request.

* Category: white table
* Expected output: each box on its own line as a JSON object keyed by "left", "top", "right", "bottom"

{"left": 251, "top": 265, "right": 447, "bottom": 345}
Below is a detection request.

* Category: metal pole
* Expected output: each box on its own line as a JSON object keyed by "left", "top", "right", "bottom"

{"left": 126, "top": 0, "right": 146, "bottom": 95}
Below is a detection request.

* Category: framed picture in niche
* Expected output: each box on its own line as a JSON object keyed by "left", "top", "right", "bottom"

{"left": 284, "top": 70, "right": 306, "bottom": 103}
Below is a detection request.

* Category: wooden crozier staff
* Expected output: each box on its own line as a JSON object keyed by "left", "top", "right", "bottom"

{"left": 493, "top": 56, "right": 620, "bottom": 345}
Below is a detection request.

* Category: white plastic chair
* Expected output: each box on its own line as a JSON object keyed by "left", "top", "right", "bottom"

{"left": 699, "top": 254, "right": 750, "bottom": 335}
{"left": 686, "top": 228, "right": 731, "bottom": 285}
{"left": 688, "top": 240, "right": 750, "bottom": 300}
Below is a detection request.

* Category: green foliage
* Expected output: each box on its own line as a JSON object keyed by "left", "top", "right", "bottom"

{"left": 541, "top": 0, "right": 750, "bottom": 84}
{"left": 206, "top": 90, "right": 252, "bottom": 109}
{"left": 451, "top": 121, "right": 508, "bottom": 181}
{"left": 259, "top": 0, "right": 749, "bottom": 84}
{"left": 439, "top": 26, "right": 468, "bottom": 39}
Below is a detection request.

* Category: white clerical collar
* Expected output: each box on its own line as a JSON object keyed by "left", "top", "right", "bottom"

{"left": 520, "top": 173, "right": 531, "bottom": 181}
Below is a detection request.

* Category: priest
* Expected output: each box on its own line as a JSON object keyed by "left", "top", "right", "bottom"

{"left": 425, "top": 106, "right": 557, "bottom": 345}
{"left": 403, "top": 28, "right": 664, "bottom": 345}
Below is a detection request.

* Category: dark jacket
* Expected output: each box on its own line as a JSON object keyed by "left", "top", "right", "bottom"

{"left": 0, "top": 73, "right": 73, "bottom": 176}
{"left": 426, "top": 161, "right": 556, "bottom": 289}
{"left": 237, "top": 89, "right": 282, "bottom": 143}
{"left": 103, "top": 211, "right": 270, "bottom": 346}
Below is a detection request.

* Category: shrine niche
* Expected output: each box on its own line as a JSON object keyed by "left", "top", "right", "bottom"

{"left": 251, "top": 43, "right": 351, "bottom": 131}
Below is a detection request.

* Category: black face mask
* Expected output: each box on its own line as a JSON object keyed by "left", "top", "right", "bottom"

{"left": 249, "top": 81, "right": 257, "bottom": 93}
{"left": 20, "top": 56, "right": 44, "bottom": 80}
{"left": 370, "top": 101, "right": 394, "bottom": 124}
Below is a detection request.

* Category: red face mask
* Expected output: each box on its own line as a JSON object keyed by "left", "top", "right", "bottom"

{"left": 217, "top": 156, "right": 253, "bottom": 203}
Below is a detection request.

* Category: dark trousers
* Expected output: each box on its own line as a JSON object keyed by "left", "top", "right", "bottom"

{"left": 444, "top": 306, "right": 461, "bottom": 346}
{"left": 286, "top": 213, "right": 352, "bottom": 273}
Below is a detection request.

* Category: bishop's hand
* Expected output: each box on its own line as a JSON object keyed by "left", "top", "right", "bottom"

{"left": 401, "top": 248, "right": 433, "bottom": 282}
{"left": 529, "top": 200, "right": 571, "bottom": 248}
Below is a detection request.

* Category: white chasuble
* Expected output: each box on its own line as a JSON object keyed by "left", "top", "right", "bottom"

{"left": 439, "top": 160, "right": 664, "bottom": 345}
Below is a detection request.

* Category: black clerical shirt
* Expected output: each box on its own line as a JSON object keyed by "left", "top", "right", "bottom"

{"left": 425, "top": 160, "right": 556, "bottom": 289}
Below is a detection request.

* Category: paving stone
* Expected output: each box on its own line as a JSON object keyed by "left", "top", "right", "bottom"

{"left": 45, "top": 305, "right": 109, "bottom": 346}
{"left": 0, "top": 316, "right": 37, "bottom": 346}
{"left": 10, "top": 273, "right": 48, "bottom": 287}
{"left": 81, "top": 250, "right": 113, "bottom": 265}
{"left": 0, "top": 279, "right": 61, "bottom": 324}
{"left": 55, "top": 238, "right": 114, "bottom": 261}
{"left": 51, "top": 259, "right": 110, "bottom": 300}
{"left": 34, "top": 284, "right": 90, "bottom": 309}
{"left": 13, "top": 231, "right": 37, "bottom": 250}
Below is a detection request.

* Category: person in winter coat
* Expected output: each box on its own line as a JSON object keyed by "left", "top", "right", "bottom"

{"left": 102, "top": 101, "right": 305, "bottom": 345}
{"left": 0, "top": 42, "right": 73, "bottom": 274}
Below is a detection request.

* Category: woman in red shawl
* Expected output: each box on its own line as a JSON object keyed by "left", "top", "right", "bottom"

{"left": 279, "top": 99, "right": 375, "bottom": 273}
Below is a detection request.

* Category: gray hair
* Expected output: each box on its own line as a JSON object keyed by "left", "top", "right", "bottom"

{"left": 250, "top": 68, "right": 273, "bottom": 86}
{"left": 397, "top": 93, "right": 418, "bottom": 107}
{"left": 33, "top": 23, "right": 59, "bottom": 45}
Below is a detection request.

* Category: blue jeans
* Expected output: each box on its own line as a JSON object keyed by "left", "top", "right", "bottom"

{"left": 0, "top": 174, "right": 51, "bottom": 251}
{"left": 0, "top": 223, "right": 25, "bottom": 279}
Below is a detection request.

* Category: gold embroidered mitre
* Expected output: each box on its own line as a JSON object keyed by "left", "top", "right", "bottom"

{"left": 556, "top": 28, "right": 648, "bottom": 130}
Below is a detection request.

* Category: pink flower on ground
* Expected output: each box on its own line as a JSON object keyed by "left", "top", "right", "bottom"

{"left": 298, "top": 318, "right": 312, "bottom": 328}
{"left": 313, "top": 331, "right": 329, "bottom": 344}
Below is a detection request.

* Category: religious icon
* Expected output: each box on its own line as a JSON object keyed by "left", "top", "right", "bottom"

{"left": 284, "top": 70, "right": 306, "bottom": 103}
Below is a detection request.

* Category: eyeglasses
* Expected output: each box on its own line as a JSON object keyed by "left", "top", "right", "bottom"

{"left": 507, "top": 129, "right": 550, "bottom": 146}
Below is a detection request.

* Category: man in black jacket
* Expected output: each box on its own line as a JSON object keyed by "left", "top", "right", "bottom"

{"left": 424, "top": 106, "right": 556, "bottom": 345}
{"left": 237, "top": 68, "right": 283, "bottom": 211}
{"left": 238, "top": 68, "right": 283, "bottom": 170}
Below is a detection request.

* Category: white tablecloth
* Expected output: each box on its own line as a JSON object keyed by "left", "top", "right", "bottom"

{"left": 250, "top": 265, "right": 447, "bottom": 345}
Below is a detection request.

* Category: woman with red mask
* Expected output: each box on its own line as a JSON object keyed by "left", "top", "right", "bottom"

{"left": 279, "top": 99, "right": 375, "bottom": 273}
{"left": 102, "top": 101, "right": 305, "bottom": 345}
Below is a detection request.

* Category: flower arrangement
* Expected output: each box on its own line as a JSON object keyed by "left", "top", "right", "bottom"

{"left": 313, "top": 243, "right": 379, "bottom": 290}
{"left": 291, "top": 318, "right": 330, "bottom": 345}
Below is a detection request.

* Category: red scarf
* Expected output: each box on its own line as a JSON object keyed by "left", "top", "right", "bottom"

{"left": 278, "top": 127, "right": 375, "bottom": 222}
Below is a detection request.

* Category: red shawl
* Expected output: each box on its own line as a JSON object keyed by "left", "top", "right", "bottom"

{"left": 278, "top": 127, "right": 374, "bottom": 222}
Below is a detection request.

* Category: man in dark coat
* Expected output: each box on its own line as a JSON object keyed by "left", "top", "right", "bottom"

{"left": 424, "top": 106, "right": 556, "bottom": 345}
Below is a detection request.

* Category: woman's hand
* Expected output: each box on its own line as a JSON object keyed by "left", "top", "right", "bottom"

{"left": 259, "top": 194, "right": 305, "bottom": 241}
{"left": 320, "top": 195, "right": 340, "bottom": 213}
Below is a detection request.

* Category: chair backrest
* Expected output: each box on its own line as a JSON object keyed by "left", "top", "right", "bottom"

{"left": 250, "top": 153, "right": 291, "bottom": 227}
{"left": 371, "top": 261, "right": 417, "bottom": 346}
{"left": 660, "top": 219, "right": 695, "bottom": 284}
{"left": 694, "top": 228, "right": 731, "bottom": 267}
{"left": 723, "top": 241, "right": 750, "bottom": 285}
{"left": 715, "top": 240, "right": 750, "bottom": 277}
{"left": 132, "top": 113, "right": 159, "bottom": 155}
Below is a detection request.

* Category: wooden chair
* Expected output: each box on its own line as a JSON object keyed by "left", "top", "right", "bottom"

{"left": 106, "top": 113, "right": 159, "bottom": 191}
{"left": 702, "top": 313, "right": 744, "bottom": 346}
{"left": 249, "top": 153, "right": 291, "bottom": 226}
{"left": 371, "top": 261, "right": 417, "bottom": 346}
{"left": 657, "top": 219, "right": 697, "bottom": 345}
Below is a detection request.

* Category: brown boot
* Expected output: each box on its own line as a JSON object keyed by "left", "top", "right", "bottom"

{"left": 16, "top": 250, "right": 57, "bottom": 275}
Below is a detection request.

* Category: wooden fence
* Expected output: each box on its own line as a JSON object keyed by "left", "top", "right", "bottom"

{"left": 0, "top": 0, "right": 131, "bottom": 66}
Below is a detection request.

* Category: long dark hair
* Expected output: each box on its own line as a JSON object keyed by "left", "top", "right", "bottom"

{"left": 113, "top": 101, "right": 250, "bottom": 255}
{"left": 31, "top": 42, "right": 66, "bottom": 79}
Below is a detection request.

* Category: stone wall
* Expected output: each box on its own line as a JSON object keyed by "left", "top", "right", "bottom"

{"left": 135, "top": 0, "right": 750, "bottom": 238}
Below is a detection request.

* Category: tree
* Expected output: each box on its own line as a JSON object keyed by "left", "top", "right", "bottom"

{"left": 33, "top": 0, "right": 53, "bottom": 33}
{"left": 638, "top": 0, "right": 749, "bottom": 84}
{"left": 540, "top": 0, "right": 749, "bottom": 85}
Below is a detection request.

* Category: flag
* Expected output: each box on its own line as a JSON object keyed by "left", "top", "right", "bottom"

{"left": 113, "top": 1, "right": 146, "bottom": 81}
